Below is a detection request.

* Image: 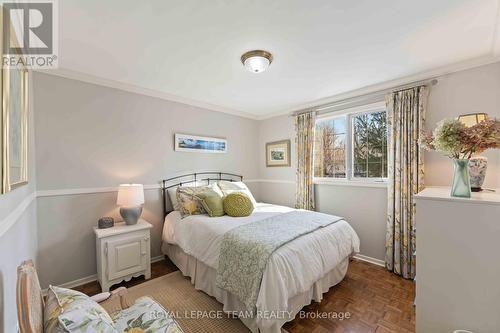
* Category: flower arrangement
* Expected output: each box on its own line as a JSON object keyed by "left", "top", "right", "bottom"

{"left": 421, "top": 118, "right": 500, "bottom": 159}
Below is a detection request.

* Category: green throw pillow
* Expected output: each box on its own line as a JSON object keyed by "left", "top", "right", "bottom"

{"left": 223, "top": 192, "right": 254, "bottom": 217}
{"left": 195, "top": 189, "right": 225, "bottom": 217}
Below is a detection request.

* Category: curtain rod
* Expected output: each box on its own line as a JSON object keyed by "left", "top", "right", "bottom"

{"left": 291, "top": 78, "right": 438, "bottom": 117}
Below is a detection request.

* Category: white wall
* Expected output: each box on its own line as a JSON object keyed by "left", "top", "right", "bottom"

{"left": 0, "top": 74, "right": 37, "bottom": 333}
{"left": 256, "top": 62, "right": 500, "bottom": 261}
{"left": 33, "top": 72, "right": 260, "bottom": 287}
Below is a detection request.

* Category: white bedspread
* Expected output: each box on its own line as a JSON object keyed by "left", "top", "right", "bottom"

{"left": 162, "top": 203, "right": 360, "bottom": 315}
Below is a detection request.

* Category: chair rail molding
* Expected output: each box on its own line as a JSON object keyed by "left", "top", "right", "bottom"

{"left": 0, "top": 191, "right": 37, "bottom": 237}
{"left": 35, "top": 179, "right": 296, "bottom": 197}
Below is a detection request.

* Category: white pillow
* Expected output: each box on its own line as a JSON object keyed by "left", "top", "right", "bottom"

{"left": 167, "top": 187, "right": 179, "bottom": 211}
{"left": 218, "top": 181, "right": 257, "bottom": 205}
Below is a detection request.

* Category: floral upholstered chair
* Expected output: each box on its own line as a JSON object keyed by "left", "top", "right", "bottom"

{"left": 16, "top": 260, "right": 183, "bottom": 333}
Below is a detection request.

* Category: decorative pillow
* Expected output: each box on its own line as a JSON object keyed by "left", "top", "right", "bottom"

{"left": 195, "top": 188, "right": 224, "bottom": 217}
{"left": 218, "top": 181, "right": 257, "bottom": 206}
{"left": 176, "top": 186, "right": 205, "bottom": 217}
{"left": 113, "top": 296, "right": 184, "bottom": 333}
{"left": 167, "top": 187, "right": 180, "bottom": 211}
{"left": 176, "top": 183, "right": 223, "bottom": 217}
{"left": 223, "top": 192, "right": 254, "bottom": 217}
{"left": 44, "top": 285, "right": 115, "bottom": 333}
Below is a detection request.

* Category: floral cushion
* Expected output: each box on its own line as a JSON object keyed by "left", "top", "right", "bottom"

{"left": 44, "top": 285, "right": 115, "bottom": 333}
{"left": 176, "top": 183, "right": 223, "bottom": 217}
{"left": 113, "top": 296, "right": 183, "bottom": 333}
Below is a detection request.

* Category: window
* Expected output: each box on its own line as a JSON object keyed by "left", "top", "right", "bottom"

{"left": 313, "top": 104, "right": 388, "bottom": 182}
{"left": 314, "top": 117, "right": 347, "bottom": 178}
{"left": 352, "top": 111, "right": 387, "bottom": 178}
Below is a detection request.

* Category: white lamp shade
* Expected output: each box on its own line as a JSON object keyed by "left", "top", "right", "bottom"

{"left": 117, "top": 184, "right": 144, "bottom": 207}
{"left": 244, "top": 56, "right": 270, "bottom": 73}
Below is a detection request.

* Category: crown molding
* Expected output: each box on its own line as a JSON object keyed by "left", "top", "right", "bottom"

{"left": 256, "top": 54, "right": 500, "bottom": 120}
{"left": 34, "top": 68, "right": 260, "bottom": 120}
{"left": 36, "top": 54, "right": 500, "bottom": 122}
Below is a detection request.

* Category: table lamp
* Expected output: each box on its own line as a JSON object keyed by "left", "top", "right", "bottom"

{"left": 117, "top": 184, "right": 144, "bottom": 225}
{"left": 458, "top": 113, "right": 487, "bottom": 127}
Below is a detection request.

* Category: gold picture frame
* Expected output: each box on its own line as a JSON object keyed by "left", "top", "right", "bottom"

{"left": 266, "top": 139, "right": 291, "bottom": 167}
{"left": 1, "top": 9, "right": 29, "bottom": 193}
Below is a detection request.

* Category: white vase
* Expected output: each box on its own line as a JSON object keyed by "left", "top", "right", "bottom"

{"left": 468, "top": 156, "right": 488, "bottom": 192}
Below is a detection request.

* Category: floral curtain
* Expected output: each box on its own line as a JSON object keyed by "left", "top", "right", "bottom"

{"left": 295, "top": 111, "right": 316, "bottom": 210}
{"left": 385, "top": 86, "right": 429, "bottom": 279}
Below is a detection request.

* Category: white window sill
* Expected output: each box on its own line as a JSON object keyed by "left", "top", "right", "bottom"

{"left": 314, "top": 178, "right": 388, "bottom": 188}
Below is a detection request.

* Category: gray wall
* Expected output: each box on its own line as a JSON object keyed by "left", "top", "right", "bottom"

{"left": 256, "top": 62, "right": 500, "bottom": 261}
{"left": 0, "top": 74, "right": 37, "bottom": 333}
{"left": 425, "top": 62, "right": 500, "bottom": 188}
{"left": 257, "top": 112, "right": 388, "bottom": 260}
{"left": 33, "top": 72, "right": 260, "bottom": 287}
{"left": 1, "top": 60, "right": 498, "bottom": 332}
{"left": 26, "top": 61, "right": 500, "bottom": 291}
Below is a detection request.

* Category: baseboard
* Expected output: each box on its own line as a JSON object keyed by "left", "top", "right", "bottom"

{"left": 46, "top": 254, "right": 384, "bottom": 294}
{"left": 353, "top": 254, "right": 385, "bottom": 267}
{"left": 42, "top": 273, "right": 98, "bottom": 296}
{"left": 151, "top": 255, "right": 166, "bottom": 263}
{"left": 42, "top": 255, "right": 167, "bottom": 295}
{"left": 58, "top": 274, "right": 98, "bottom": 290}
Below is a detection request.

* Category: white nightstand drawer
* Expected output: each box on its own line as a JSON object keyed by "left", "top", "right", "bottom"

{"left": 106, "top": 234, "right": 149, "bottom": 280}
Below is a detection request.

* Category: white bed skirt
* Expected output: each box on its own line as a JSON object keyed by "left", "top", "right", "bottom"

{"left": 162, "top": 243, "right": 349, "bottom": 333}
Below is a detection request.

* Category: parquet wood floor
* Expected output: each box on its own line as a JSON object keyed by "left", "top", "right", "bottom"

{"left": 74, "top": 258, "right": 415, "bottom": 333}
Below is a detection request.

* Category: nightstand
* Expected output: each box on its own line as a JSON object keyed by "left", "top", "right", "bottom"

{"left": 94, "top": 219, "right": 153, "bottom": 292}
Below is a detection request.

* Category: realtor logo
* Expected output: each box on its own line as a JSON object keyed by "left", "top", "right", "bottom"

{"left": 2, "top": 0, "right": 58, "bottom": 68}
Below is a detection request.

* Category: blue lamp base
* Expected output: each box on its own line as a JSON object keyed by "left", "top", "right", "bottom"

{"left": 120, "top": 206, "right": 143, "bottom": 225}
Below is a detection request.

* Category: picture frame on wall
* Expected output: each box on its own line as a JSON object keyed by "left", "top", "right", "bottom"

{"left": 266, "top": 139, "right": 291, "bottom": 167}
{"left": 1, "top": 16, "right": 29, "bottom": 193}
{"left": 174, "top": 133, "right": 227, "bottom": 153}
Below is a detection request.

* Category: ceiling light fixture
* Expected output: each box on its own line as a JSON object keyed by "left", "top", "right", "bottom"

{"left": 241, "top": 50, "right": 273, "bottom": 73}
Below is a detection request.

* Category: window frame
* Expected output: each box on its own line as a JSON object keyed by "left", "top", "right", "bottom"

{"left": 313, "top": 114, "right": 348, "bottom": 180}
{"left": 313, "top": 101, "right": 388, "bottom": 186}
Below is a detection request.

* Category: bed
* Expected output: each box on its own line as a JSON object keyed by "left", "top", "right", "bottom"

{"left": 160, "top": 173, "right": 360, "bottom": 333}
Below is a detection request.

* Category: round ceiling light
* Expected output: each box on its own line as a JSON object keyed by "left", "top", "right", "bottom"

{"left": 241, "top": 50, "right": 273, "bottom": 73}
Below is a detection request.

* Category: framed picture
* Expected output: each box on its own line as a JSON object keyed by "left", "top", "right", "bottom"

{"left": 266, "top": 139, "right": 291, "bottom": 167}
{"left": 174, "top": 133, "right": 227, "bottom": 153}
{"left": 1, "top": 18, "right": 29, "bottom": 193}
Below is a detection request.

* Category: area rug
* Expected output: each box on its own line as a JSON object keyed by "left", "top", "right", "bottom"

{"left": 101, "top": 271, "right": 288, "bottom": 333}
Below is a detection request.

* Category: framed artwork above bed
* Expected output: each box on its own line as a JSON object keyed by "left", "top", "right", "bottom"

{"left": 174, "top": 133, "right": 227, "bottom": 153}
{"left": 266, "top": 139, "right": 291, "bottom": 167}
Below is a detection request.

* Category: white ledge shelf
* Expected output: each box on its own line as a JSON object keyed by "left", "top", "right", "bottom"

{"left": 415, "top": 186, "right": 500, "bottom": 205}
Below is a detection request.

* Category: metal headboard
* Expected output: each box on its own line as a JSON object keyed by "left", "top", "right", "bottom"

{"left": 161, "top": 172, "right": 243, "bottom": 217}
